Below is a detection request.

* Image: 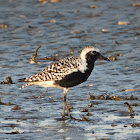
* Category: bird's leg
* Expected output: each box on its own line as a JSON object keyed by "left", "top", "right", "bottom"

{"left": 62, "top": 88, "right": 72, "bottom": 118}
{"left": 38, "top": 88, "right": 48, "bottom": 98}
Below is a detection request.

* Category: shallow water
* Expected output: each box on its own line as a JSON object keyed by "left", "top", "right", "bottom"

{"left": 0, "top": 0, "right": 140, "bottom": 139}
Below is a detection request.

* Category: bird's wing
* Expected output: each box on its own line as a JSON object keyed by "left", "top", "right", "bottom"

{"left": 20, "top": 56, "right": 82, "bottom": 82}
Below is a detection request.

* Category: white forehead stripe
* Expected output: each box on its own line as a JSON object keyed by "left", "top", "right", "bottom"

{"left": 80, "top": 46, "right": 100, "bottom": 62}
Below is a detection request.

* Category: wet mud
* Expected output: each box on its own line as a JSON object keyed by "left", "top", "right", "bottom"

{"left": 0, "top": 0, "right": 140, "bottom": 139}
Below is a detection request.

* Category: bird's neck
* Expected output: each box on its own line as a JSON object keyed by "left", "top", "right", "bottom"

{"left": 79, "top": 55, "right": 96, "bottom": 73}
{"left": 86, "top": 56, "right": 96, "bottom": 72}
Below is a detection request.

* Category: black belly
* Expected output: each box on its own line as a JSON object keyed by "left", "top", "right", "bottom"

{"left": 55, "top": 70, "right": 92, "bottom": 88}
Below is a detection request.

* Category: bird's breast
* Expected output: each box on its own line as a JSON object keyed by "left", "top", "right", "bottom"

{"left": 54, "top": 68, "right": 93, "bottom": 88}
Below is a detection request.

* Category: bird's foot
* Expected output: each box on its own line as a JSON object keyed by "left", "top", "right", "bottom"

{"left": 62, "top": 116, "right": 69, "bottom": 120}
{"left": 56, "top": 115, "right": 80, "bottom": 121}
{"left": 63, "top": 114, "right": 79, "bottom": 121}
{"left": 69, "top": 116, "right": 80, "bottom": 121}
{"left": 38, "top": 95, "right": 44, "bottom": 98}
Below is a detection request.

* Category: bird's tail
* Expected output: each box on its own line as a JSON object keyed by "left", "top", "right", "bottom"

{"left": 19, "top": 78, "right": 32, "bottom": 89}
{"left": 19, "top": 78, "right": 26, "bottom": 82}
{"left": 19, "top": 83, "right": 30, "bottom": 89}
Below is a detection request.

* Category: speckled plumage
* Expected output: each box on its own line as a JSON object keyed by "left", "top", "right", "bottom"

{"left": 19, "top": 46, "right": 100, "bottom": 89}
{"left": 24, "top": 56, "right": 83, "bottom": 82}
{"left": 19, "top": 46, "right": 109, "bottom": 118}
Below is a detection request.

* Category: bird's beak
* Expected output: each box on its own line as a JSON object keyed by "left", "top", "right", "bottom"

{"left": 99, "top": 54, "right": 110, "bottom": 61}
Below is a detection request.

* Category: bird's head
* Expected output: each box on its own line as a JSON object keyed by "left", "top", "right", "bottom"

{"left": 80, "top": 46, "right": 110, "bottom": 62}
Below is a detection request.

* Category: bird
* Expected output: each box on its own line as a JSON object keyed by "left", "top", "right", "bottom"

{"left": 19, "top": 46, "right": 110, "bottom": 119}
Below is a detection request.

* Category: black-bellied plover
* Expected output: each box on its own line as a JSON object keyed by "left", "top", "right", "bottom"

{"left": 19, "top": 46, "right": 110, "bottom": 119}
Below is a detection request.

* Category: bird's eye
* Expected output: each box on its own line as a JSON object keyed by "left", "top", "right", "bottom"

{"left": 93, "top": 51, "right": 97, "bottom": 54}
